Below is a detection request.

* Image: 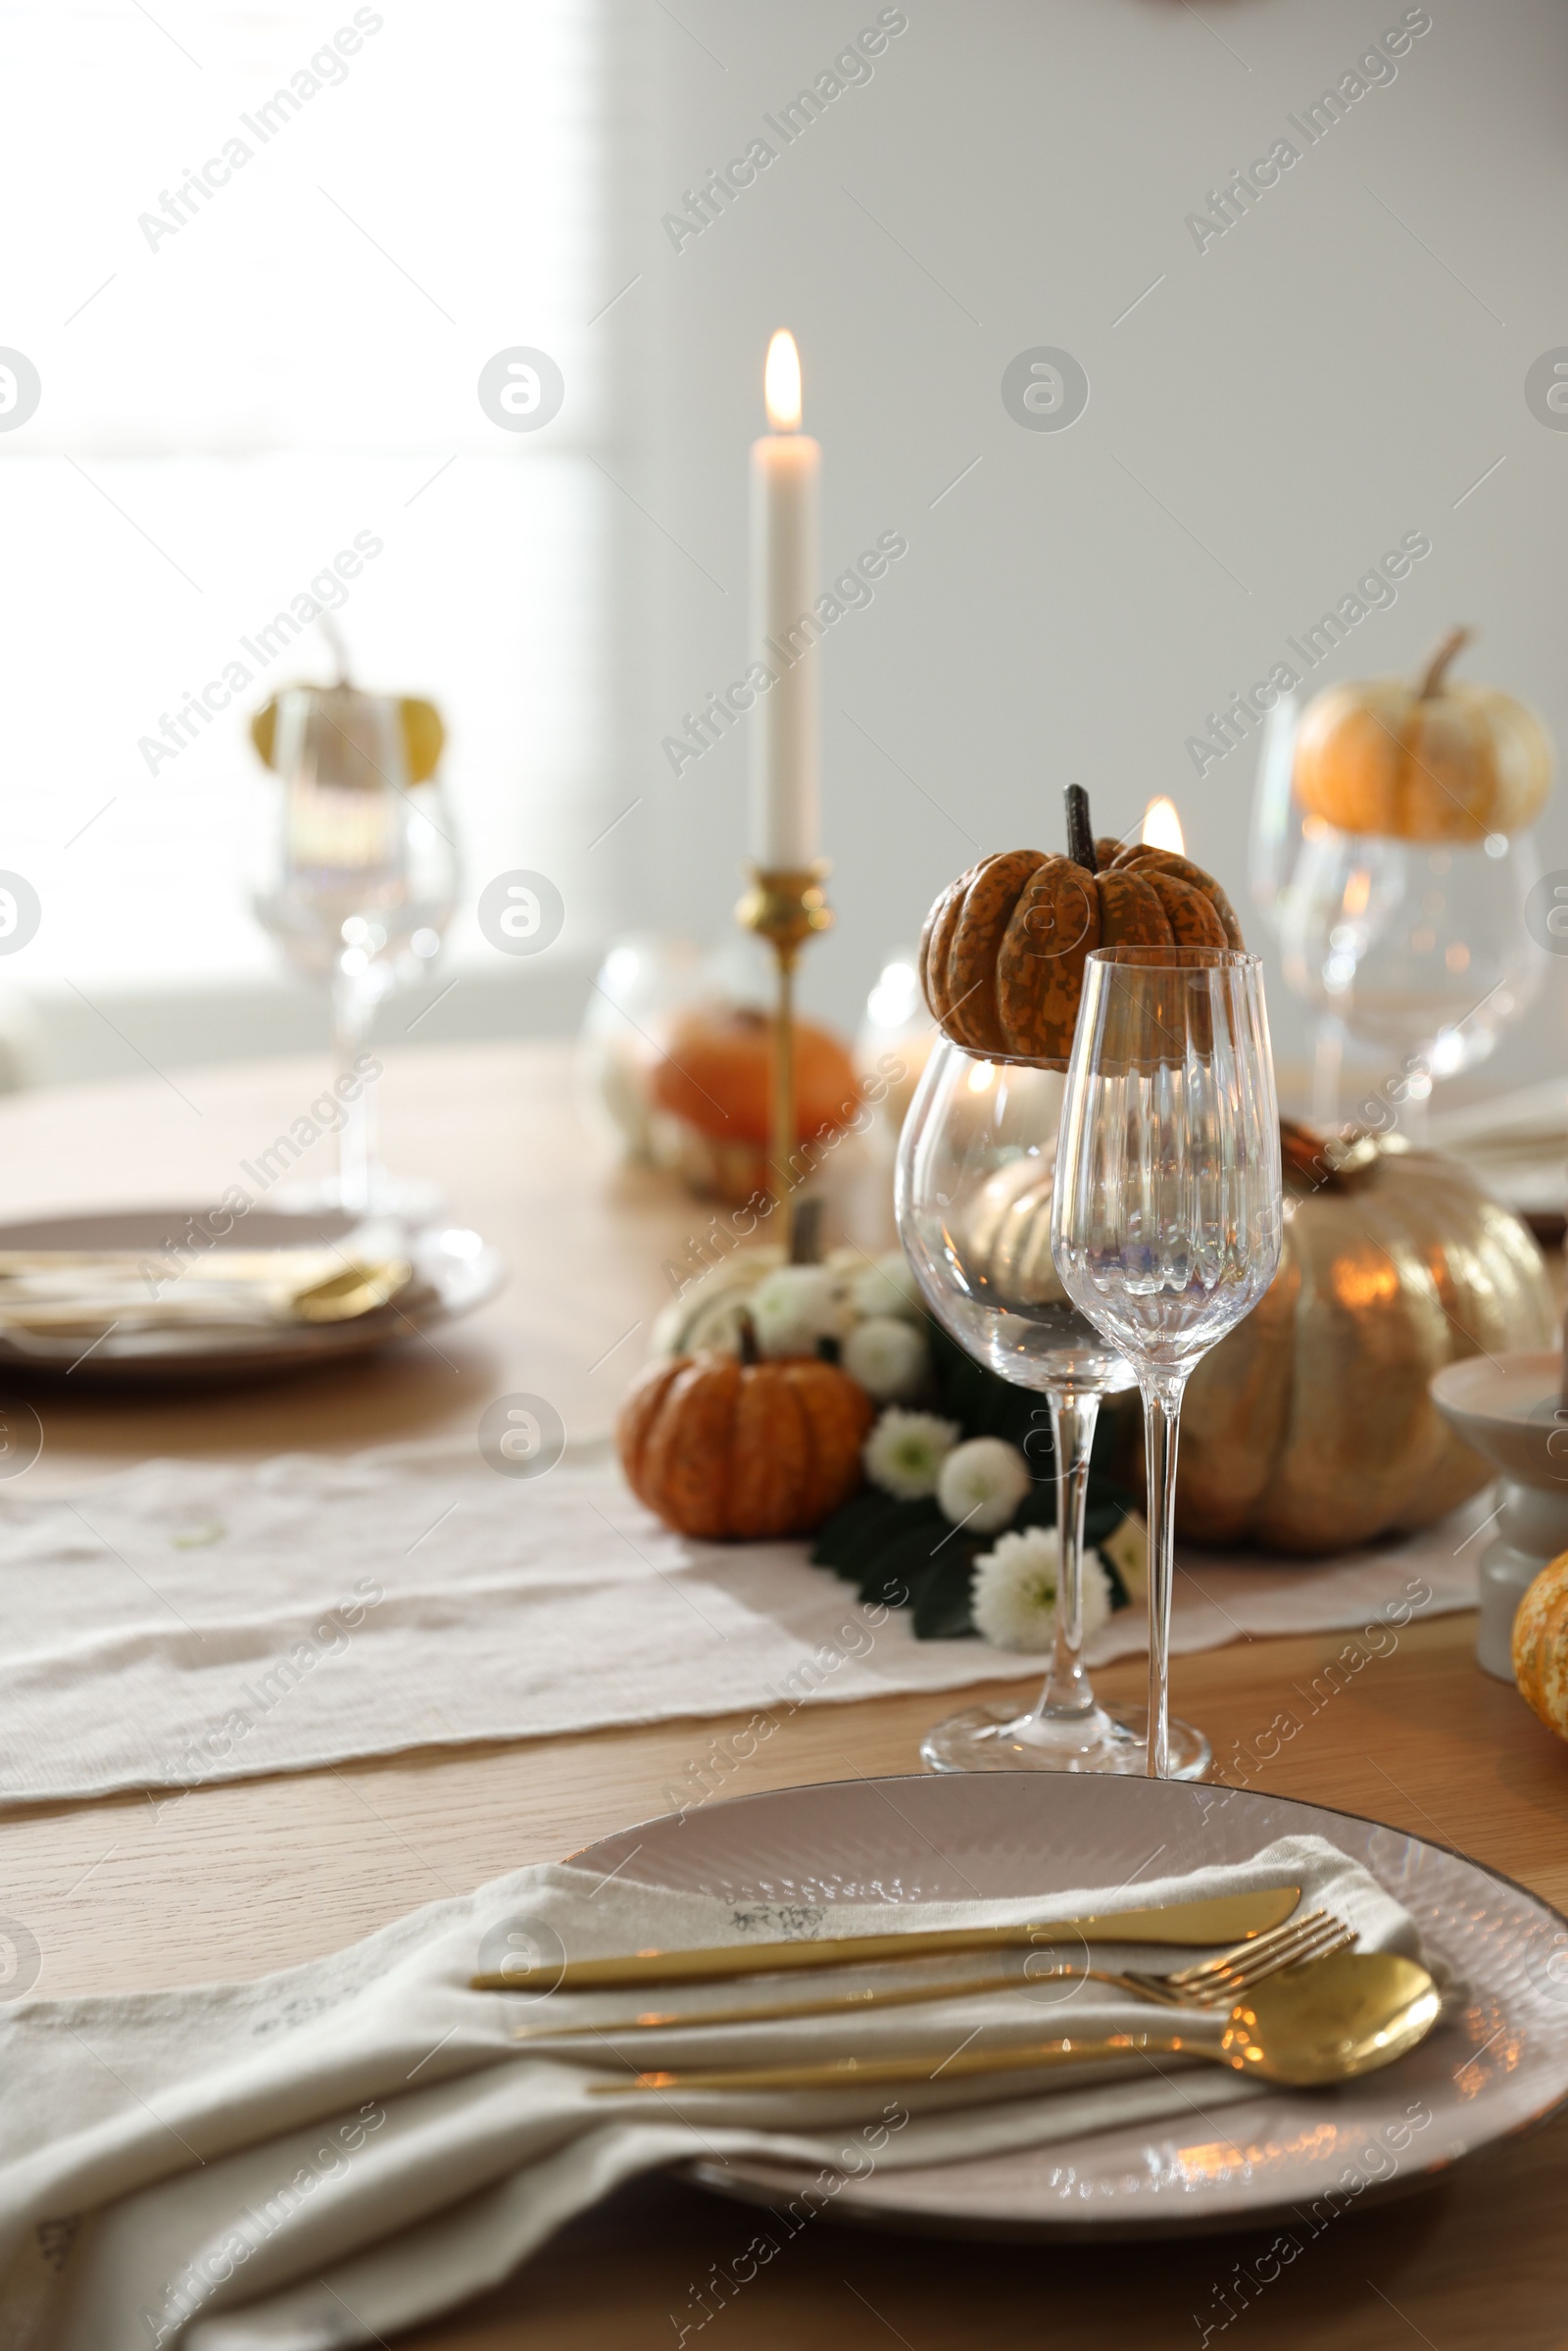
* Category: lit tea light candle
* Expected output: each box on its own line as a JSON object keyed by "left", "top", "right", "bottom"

{"left": 750, "top": 329, "right": 821, "bottom": 870}
{"left": 1142, "top": 795, "right": 1185, "bottom": 855}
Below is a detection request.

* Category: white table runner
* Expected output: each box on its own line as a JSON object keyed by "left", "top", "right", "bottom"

{"left": 0, "top": 1439, "right": 1488, "bottom": 1804}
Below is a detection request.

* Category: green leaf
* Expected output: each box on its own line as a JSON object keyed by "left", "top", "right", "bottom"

{"left": 810, "top": 1488, "right": 902, "bottom": 1571}
{"left": 909, "top": 1551, "right": 980, "bottom": 1640}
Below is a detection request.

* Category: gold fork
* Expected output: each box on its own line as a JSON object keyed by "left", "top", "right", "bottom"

{"left": 513, "top": 1909, "right": 1353, "bottom": 2043}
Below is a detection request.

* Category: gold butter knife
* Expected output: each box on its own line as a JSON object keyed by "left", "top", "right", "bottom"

{"left": 470, "top": 1886, "right": 1300, "bottom": 1993}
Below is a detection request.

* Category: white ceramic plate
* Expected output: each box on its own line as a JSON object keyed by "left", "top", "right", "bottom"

{"left": 0, "top": 1207, "right": 504, "bottom": 1381}
{"left": 570, "top": 1773, "right": 1568, "bottom": 2238}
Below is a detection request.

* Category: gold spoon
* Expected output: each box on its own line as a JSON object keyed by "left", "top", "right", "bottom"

{"left": 589, "top": 1950, "right": 1441, "bottom": 2096}
{"left": 290, "top": 1259, "right": 413, "bottom": 1324}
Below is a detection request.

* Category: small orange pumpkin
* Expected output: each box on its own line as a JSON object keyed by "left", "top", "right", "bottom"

{"left": 1512, "top": 1550, "right": 1568, "bottom": 1743}
{"left": 1293, "top": 626, "right": 1552, "bottom": 844}
{"left": 647, "top": 1004, "right": 860, "bottom": 1201}
{"left": 919, "top": 786, "right": 1244, "bottom": 1067}
{"left": 617, "top": 1344, "right": 873, "bottom": 1540}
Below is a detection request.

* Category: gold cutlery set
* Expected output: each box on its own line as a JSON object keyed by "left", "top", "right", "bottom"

{"left": 0, "top": 1248, "right": 413, "bottom": 1334}
{"left": 470, "top": 1885, "right": 1443, "bottom": 2098}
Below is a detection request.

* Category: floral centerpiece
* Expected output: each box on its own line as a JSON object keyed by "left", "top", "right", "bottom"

{"left": 638, "top": 1249, "right": 1141, "bottom": 1646}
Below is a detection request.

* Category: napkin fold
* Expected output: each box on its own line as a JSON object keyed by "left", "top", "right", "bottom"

{"left": 0, "top": 1832, "right": 1419, "bottom": 2351}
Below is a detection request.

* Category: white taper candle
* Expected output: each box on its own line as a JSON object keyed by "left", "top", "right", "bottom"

{"left": 750, "top": 330, "right": 821, "bottom": 869}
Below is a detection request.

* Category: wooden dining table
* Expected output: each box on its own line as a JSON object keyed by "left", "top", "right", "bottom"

{"left": 3, "top": 1036, "right": 1565, "bottom": 2350}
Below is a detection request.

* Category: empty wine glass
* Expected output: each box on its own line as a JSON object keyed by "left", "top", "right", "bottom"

{"left": 251, "top": 683, "right": 458, "bottom": 1214}
{"left": 1051, "top": 947, "right": 1283, "bottom": 1780}
{"left": 897, "top": 1035, "right": 1143, "bottom": 1774}
{"left": 1277, "top": 824, "right": 1541, "bottom": 1144}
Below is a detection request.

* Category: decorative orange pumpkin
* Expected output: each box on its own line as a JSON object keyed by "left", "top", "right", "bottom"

{"left": 919, "top": 785, "right": 1244, "bottom": 1066}
{"left": 648, "top": 1004, "right": 860, "bottom": 1201}
{"left": 1513, "top": 1550, "right": 1568, "bottom": 1743}
{"left": 617, "top": 1344, "right": 873, "bottom": 1540}
{"left": 1293, "top": 626, "right": 1552, "bottom": 844}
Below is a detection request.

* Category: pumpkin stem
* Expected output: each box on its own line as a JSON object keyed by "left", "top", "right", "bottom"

{"left": 1415, "top": 626, "right": 1471, "bottom": 701}
{"left": 1064, "top": 783, "right": 1098, "bottom": 873}
{"left": 789, "top": 1196, "right": 824, "bottom": 1266}
{"left": 735, "top": 1308, "right": 760, "bottom": 1367}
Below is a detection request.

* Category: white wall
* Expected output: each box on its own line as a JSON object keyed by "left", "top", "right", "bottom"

{"left": 612, "top": 0, "right": 1568, "bottom": 1103}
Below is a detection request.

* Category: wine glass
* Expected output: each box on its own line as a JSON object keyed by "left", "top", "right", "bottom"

{"left": 1277, "top": 824, "right": 1541, "bottom": 1144}
{"left": 896, "top": 1035, "right": 1143, "bottom": 1774}
{"left": 1051, "top": 947, "right": 1283, "bottom": 1779}
{"left": 251, "top": 684, "right": 459, "bottom": 1215}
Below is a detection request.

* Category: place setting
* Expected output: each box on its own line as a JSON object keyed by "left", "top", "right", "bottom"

{"left": 2, "top": 15, "right": 1567, "bottom": 2345}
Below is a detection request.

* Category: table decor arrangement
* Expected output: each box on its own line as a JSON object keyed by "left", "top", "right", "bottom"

{"left": 9, "top": 1775, "right": 1562, "bottom": 2345}
{"left": 0, "top": 1806, "right": 1475, "bottom": 2344}
{"left": 640, "top": 1237, "right": 1144, "bottom": 1639}
{"left": 903, "top": 793, "right": 1285, "bottom": 1780}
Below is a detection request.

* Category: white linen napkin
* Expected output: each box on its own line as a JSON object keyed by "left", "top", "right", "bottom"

{"left": 0, "top": 1833, "right": 1420, "bottom": 2350}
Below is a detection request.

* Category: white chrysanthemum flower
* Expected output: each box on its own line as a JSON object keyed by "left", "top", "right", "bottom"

{"left": 970, "top": 1526, "right": 1113, "bottom": 1652}
{"left": 863, "top": 1407, "right": 960, "bottom": 1499}
{"left": 850, "top": 1251, "right": 923, "bottom": 1325}
{"left": 936, "top": 1436, "right": 1032, "bottom": 1532}
{"left": 750, "top": 1265, "right": 849, "bottom": 1357}
{"left": 842, "top": 1316, "right": 929, "bottom": 1402}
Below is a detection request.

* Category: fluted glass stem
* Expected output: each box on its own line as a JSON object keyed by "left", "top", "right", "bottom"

{"left": 1140, "top": 1370, "right": 1188, "bottom": 1780}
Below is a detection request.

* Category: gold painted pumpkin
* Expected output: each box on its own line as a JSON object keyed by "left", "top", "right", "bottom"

{"left": 1293, "top": 627, "right": 1552, "bottom": 843}
{"left": 919, "top": 786, "right": 1243, "bottom": 1068}
{"left": 617, "top": 1346, "right": 873, "bottom": 1540}
{"left": 1159, "top": 1125, "right": 1556, "bottom": 1553}
{"left": 1512, "top": 1551, "right": 1568, "bottom": 1742}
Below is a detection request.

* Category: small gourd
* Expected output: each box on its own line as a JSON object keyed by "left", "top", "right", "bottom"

{"left": 617, "top": 1320, "right": 873, "bottom": 1540}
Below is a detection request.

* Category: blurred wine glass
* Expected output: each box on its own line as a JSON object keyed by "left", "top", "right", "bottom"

{"left": 251, "top": 683, "right": 458, "bottom": 1215}
{"left": 1276, "top": 824, "right": 1540, "bottom": 1143}
{"left": 1247, "top": 693, "right": 1348, "bottom": 1126}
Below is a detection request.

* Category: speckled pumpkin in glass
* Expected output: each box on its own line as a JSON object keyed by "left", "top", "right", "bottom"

{"left": 918, "top": 786, "right": 1244, "bottom": 1068}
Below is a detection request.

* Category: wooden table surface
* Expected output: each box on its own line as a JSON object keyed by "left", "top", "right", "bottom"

{"left": 2, "top": 1040, "right": 1566, "bottom": 2350}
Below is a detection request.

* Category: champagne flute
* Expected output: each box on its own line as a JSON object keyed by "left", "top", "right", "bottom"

{"left": 1051, "top": 946, "right": 1283, "bottom": 1779}
{"left": 897, "top": 1035, "right": 1143, "bottom": 1773}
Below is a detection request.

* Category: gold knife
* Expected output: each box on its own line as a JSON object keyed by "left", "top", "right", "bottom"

{"left": 470, "top": 1886, "right": 1300, "bottom": 1993}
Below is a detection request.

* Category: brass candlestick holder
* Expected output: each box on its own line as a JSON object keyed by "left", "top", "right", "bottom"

{"left": 736, "top": 861, "right": 833, "bottom": 1256}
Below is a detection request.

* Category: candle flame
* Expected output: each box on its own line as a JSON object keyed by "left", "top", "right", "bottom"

{"left": 764, "top": 329, "right": 802, "bottom": 430}
{"left": 1141, "top": 796, "right": 1185, "bottom": 856}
